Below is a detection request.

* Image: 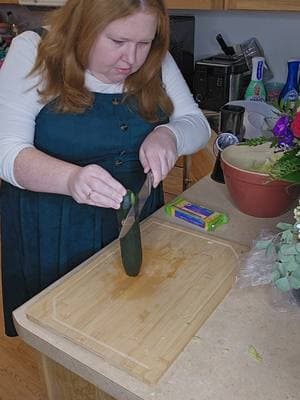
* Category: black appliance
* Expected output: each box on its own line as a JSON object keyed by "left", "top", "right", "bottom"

{"left": 193, "top": 53, "right": 250, "bottom": 111}
{"left": 169, "top": 16, "right": 195, "bottom": 91}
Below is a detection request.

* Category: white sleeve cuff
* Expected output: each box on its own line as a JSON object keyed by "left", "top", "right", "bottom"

{"left": 156, "top": 114, "right": 211, "bottom": 156}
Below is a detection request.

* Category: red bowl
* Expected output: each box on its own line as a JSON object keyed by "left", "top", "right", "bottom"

{"left": 221, "top": 149, "right": 299, "bottom": 218}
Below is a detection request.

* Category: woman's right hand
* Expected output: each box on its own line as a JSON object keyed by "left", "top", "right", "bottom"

{"left": 67, "top": 164, "right": 126, "bottom": 209}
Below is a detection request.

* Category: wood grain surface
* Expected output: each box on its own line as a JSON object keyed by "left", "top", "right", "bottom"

{"left": 26, "top": 218, "right": 247, "bottom": 384}
{"left": 224, "top": 0, "right": 300, "bottom": 10}
{"left": 0, "top": 241, "right": 45, "bottom": 400}
{"left": 39, "top": 354, "right": 115, "bottom": 400}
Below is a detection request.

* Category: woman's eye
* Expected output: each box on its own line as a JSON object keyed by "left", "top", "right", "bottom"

{"left": 112, "top": 39, "right": 123, "bottom": 45}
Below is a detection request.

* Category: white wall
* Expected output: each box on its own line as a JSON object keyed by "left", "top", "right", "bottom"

{"left": 171, "top": 10, "right": 300, "bottom": 83}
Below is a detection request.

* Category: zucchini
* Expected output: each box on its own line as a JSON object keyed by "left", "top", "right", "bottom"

{"left": 117, "top": 190, "right": 142, "bottom": 276}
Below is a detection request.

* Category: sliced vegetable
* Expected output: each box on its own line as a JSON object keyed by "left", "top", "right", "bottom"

{"left": 117, "top": 190, "right": 142, "bottom": 277}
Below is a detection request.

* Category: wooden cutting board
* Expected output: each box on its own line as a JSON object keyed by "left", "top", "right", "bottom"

{"left": 26, "top": 218, "right": 248, "bottom": 384}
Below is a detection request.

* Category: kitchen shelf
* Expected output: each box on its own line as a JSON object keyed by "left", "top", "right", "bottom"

{"left": 224, "top": 0, "right": 300, "bottom": 11}
{"left": 165, "top": 0, "right": 223, "bottom": 9}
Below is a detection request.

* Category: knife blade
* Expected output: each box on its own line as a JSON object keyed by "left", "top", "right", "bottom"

{"left": 118, "top": 172, "right": 153, "bottom": 239}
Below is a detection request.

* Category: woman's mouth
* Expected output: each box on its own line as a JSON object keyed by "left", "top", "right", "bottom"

{"left": 115, "top": 67, "right": 132, "bottom": 75}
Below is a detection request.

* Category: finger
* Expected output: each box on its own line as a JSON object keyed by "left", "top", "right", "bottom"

{"left": 71, "top": 184, "right": 93, "bottom": 204}
{"left": 86, "top": 191, "right": 122, "bottom": 209}
{"left": 90, "top": 179, "right": 125, "bottom": 204}
{"left": 89, "top": 166, "right": 126, "bottom": 196}
{"left": 139, "top": 147, "right": 151, "bottom": 174}
{"left": 100, "top": 177, "right": 126, "bottom": 197}
{"left": 151, "top": 163, "right": 162, "bottom": 188}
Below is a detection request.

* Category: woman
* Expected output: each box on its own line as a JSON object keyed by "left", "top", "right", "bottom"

{"left": 0, "top": 0, "right": 210, "bottom": 336}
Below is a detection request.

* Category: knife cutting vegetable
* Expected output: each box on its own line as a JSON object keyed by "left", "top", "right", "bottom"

{"left": 117, "top": 173, "right": 153, "bottom": 276}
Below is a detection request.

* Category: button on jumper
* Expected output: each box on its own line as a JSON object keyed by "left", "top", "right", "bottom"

{"left": 120, "top": 123, "right": 128, "bottom": 131}
{"left": 112, "top": 98, "right": 120, "bottom": 105}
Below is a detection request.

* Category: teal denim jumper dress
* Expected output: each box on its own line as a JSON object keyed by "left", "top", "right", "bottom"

{"left": 1, "top": 93, "right": 164, "bottom": 336}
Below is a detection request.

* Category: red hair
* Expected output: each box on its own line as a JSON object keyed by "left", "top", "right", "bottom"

{"left": 31, "top": 0, "right": 173, "bottom": 122}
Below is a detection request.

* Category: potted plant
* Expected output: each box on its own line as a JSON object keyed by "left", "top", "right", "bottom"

{"left": 255, "top": 201, "right": 300, "bottom": 303}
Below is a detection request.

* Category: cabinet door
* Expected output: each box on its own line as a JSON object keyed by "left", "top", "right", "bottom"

{"left": 166, "top": 0, "right": 223, "bottom": 10}
{"left": 163, "top": 156, "right": 185, "bottom": 203}
{"left": 224, "top": 0, "right": 300, "bottom": 11}
{"left": 187, "top": 130, "right": 216, "bottom": 188}
{"left": 163, "top": 131, "right": 217, "bottom": 203}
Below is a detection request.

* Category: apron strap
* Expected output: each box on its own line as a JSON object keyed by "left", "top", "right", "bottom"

{"left": 32, "top": 27, "right": 47, "bottom": 37}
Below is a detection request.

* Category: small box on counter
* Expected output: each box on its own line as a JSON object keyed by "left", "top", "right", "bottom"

{"left": 164, "top": 197, "right": 229, "bottom": 231}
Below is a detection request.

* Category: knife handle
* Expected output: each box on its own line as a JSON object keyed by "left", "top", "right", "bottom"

{"left": 216, "top": 33, "right": 235, "bottom": 56}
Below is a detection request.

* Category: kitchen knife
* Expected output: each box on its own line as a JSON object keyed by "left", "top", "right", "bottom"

{"left": 118, "top": 172, "right": 153, "bottom": 239}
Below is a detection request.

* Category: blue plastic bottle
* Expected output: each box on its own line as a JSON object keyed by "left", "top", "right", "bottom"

{"left": 279, "top": 59, "right": 299, "bottom": 112}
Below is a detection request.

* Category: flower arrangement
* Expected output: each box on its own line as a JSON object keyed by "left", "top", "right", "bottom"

{"left": 240, "top": 104, "right": 300, "bottom": 296}
{"left": 243, "top": 104, "right": 300, "bottom": 184}
{"left": 256, "top": 201, "right": 300, "bottom": 294}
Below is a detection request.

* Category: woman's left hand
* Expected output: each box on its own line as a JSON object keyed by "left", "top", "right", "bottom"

{"left": 139, "top": 126, "right": 178, "bottom": 188}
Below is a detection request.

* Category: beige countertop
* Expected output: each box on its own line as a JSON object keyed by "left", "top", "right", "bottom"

{"left": 13, "top": 176, "right": 300, "bottom": 400}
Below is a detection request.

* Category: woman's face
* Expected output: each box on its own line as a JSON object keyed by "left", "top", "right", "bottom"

{"left": 88, "top": 10, "right": 158, "bottom": 84}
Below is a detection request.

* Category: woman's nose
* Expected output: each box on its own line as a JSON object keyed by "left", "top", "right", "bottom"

{"left": 123, "top": 43, "right": 137, "bottom": 65}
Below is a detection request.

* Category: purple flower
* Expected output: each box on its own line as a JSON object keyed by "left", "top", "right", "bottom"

{"left": 273, "top": 115, "right": 294, "bottom": 147}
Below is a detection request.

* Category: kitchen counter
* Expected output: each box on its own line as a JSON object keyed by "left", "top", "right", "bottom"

{"left": 13, "top": 176, "right": 300, "bottom": 400}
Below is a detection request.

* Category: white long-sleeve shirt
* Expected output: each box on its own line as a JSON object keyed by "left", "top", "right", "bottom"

{"left": 0, "top": 31, "right": 210, "bottom": 188}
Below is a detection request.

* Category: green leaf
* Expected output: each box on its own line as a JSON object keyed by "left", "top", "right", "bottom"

{"left": 291, "top": 267, "right": 300, "bottom": 280}
{"left": 280, "top": 244, "right": 299, "bottom": 255}
{"left": 277, "top": 223, "right": 294, "bottom": 231}
{"left": 243, "top": 137, "right": 269, "bottom": 146}
{"left": 277, "top": 252, "right": 294, "bottom": 263}
{"left": 288, "top": 276, "right": 300, "bottom": 289}
{"left": 278, "top": 171, "right": 300, "bottom": 184}
{"left": 255, "top": 240, "right": 273, "bottom": 250}
{"left": 281, "top": 230, "right": 295, "bottom": 243}
{"left": 269, "top": 148, "right": 300, "bottom": 184}
{"left": 285, "top": 256, "right": 300, "bottom": 272}
{"left": 248, "top": 345, "right": 263, "bottom": 362}
{"left": 277, "top": 262, "right": 288, "bottom": 276}
{"left": 296, "top": 243, "right": 300, "bottom": 253}
{"left": 272, "top": 270, "right": 281, "bottom": 281}
{"left": 295, "top": 254, "right": 300, "bottom": 263}
{"left": 275, "top": 277, "right": 291, "bottom": 292}
{"left": 266, "top": 244, "right": 275, "bottom": 257}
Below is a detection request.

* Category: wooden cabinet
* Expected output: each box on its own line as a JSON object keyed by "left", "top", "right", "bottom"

{"left": 163, "top": 131, "right": 216, "bottom": 203}
{"left": 1, "top": 0, "right": 300, "bottom": 11}
{"left": 166, "top": 0, "right": 300, "bottom": 10}
{"left": 163, "top": 156, "right": 186, "bottom": 203}
{"left": 224, "top": 0, "right": 300, "bottom": 11}
{"left": 165, "top": 0, "right": 223, "bottom": 9}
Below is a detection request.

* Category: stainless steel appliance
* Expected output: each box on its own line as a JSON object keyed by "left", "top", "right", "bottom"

{"left": 211, "top": 104, "right": 245, "bottom": 183}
